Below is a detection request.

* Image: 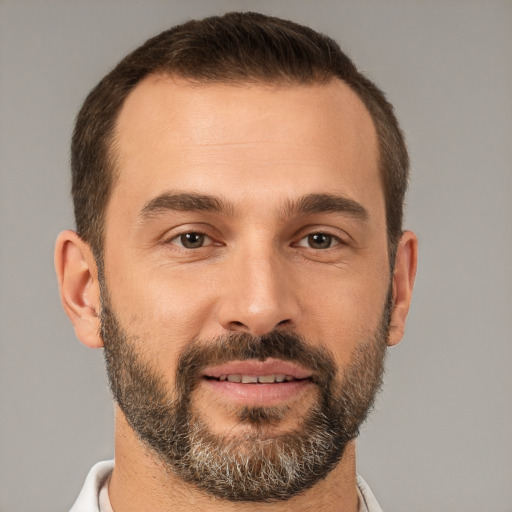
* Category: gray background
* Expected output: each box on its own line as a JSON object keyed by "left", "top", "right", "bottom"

{"left": 1, "top": 1, "right": 511, "bottom": 511}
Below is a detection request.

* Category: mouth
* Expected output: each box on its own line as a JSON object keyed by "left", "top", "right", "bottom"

{"left": 205, "top": 374, "right": 306, "bottom": 383}
{"left": 199, "top": 358, "right": 314, "bottom": 406}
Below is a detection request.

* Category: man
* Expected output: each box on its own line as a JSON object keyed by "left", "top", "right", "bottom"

{"left": 55, "top": 11, "right": 417, "bottom": 512}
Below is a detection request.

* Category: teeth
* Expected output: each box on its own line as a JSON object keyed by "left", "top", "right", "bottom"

{"left": 219, "top": 374, "right": 297, "bottom": 384}
{"left": 257, "top": 375, "right": 277, "bottom": 383}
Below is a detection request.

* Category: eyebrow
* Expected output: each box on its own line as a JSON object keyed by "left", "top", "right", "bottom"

{"left": 140, "top": 192, "right": 234, "bottom": 221}
{"left": 282, "top": 193, "right": 369, "bottom": 221}
{"left": 139, "top": 191, "right": 368, "bottom": 222}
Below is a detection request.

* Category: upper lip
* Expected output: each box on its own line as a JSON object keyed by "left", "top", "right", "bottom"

{"left": 200, "top": 358, "right": 312, "bottom": 380}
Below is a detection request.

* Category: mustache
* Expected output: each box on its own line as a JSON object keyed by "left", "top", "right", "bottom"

{"left": 175, "top": 331, "right": 338, "bottom": 396}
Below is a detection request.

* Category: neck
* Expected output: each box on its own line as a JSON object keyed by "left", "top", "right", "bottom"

{"left": 109, "top": 408, "right": 360, "bottom": 512}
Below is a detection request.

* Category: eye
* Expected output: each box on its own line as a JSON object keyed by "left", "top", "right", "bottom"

{"left": 296, "top": 233, "right": 340, "bottom": 249}
{"left": 171, "top": 232, "right": 211, "bottom": 249}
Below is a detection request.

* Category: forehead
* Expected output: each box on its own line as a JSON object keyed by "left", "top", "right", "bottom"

{"left": 110, "top": 76, "right": 380, "bottom": 221}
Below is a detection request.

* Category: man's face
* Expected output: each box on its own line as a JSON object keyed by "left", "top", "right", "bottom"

{"left": 100, "top": 77, "right": 392, "bottom": 499}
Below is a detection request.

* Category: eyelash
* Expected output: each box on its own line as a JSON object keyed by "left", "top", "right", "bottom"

{"left": 165, "top": 229, "right": 345, "bottom": 251}
{"left": 294, "top": 232, "right": 343, "bottom": 250}
{"left": 167, "top": 231, "right": 217, "bottom": 249}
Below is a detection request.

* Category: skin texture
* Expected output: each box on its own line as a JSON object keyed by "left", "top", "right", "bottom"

{"left": 55, "top": 77, "right": 417, "bottom": 512}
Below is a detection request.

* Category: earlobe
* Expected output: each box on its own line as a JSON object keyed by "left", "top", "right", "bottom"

{"left": 54, "top": 230, "right": 103, "bottom": 348}
{"left": 387, "top": 230, "right": 418, "bottom": 347}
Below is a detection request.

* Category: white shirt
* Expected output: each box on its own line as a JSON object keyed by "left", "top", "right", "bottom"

{"left": 70, "top": 460, "right": 383, "bottom": 512}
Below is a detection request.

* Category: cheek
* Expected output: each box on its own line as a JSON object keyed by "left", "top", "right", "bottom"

{"left": 105, "top": 262, "right": 219, "bottom": 364}
{"left": 296, "top": 264, "right": 390, "bottom": 367}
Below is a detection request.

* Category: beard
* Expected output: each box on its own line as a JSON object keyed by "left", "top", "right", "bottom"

{"left": 100, "top": 282, "right": 391, "bottom": 502}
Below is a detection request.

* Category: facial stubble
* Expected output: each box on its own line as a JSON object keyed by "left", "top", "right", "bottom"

{"left": 100, "top": 282, "right": 391, "bottom": 502}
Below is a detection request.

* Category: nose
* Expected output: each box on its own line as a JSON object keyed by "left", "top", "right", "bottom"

{"left": 216, "top": 245, "right": 301, "bottom": 337}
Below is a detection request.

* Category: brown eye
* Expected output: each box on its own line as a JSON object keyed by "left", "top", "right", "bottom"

{"left": 177, "top": 232, "right": 207, "bottom": 249}
{"left": 307, "top": 233, "right": 334, "bottom": 249}
{"left": 295, "top": 232, "right": 341, "bottom": 250}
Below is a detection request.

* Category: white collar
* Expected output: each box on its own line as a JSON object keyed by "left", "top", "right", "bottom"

{"left": 69, "top": 460, "right": 383, "bottom": 512}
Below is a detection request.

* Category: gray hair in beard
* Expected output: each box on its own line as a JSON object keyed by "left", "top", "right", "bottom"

{"left": 100, "top": 282, "right": 391, "bottom": 502}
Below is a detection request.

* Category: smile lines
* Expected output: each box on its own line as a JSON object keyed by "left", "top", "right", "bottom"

{"left": 206, "top": 374, "right": 308, "bottom": 384}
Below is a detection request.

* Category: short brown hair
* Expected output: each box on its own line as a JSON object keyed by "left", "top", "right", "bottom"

{"left": 72, "top": 11, "right": 409, "bottom": 261}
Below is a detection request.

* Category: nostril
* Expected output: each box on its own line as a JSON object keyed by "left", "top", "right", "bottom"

{"left": 225, "top": 318, "right": 291, "bottom": 336}
{"left": 227, "top": 320, "right": 249, "bottom": 331}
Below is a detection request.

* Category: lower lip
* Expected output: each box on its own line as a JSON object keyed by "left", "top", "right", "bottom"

{"left": 202, "top": 378, "right": 313, "bottom": 406}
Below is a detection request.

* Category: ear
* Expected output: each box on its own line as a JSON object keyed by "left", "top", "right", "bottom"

{"left": 387, "top": 230, "right": 418, "bottom": 346}
{"left": 54, "top": 230, "right": 103, "bottom": 348}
